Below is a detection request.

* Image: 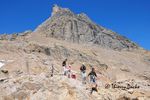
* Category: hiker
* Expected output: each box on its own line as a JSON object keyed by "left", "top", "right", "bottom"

{"left": 90, "top": 84, "right": 98, "bottom": 94}
{"left": 62, "top": 59, "right": 67, "bottom": 75}
{"left": 50, "top": 64, "right": 54, "bottom": 77}
{"left": 66, "top": 65, "right": 77, "bottom": 79}
{"left": 80, "top": 63, "right": 86, "bottom": 84}
{"left": 66, "top": 65, "right": 71, "bottom": 78}
{"left": 88, "top": 68, "right": 97, "bottom": 84}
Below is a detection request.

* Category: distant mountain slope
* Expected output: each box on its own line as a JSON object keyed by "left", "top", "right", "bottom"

{"left": 34, "top": 5, "right": 138, "bottom": 50}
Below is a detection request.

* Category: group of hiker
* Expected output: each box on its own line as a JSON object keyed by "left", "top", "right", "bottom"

{"left": 50, "top": 59, "right": 98, "bottom": 94}
{"left": 80, "top": 63, "right": 97, "bottom": 84}
{"left": 61, "top": 59, "right": 98, "bottom": 94}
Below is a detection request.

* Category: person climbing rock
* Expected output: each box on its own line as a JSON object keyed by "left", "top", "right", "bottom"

{"left": 90, "top": 84, "right": 98, "bottom": 94}
{"left": 62, "top": 59, "right": 67, "bottom": 75}
{"left": 80, "top": 63, "right": 86, "bottom": 84}
{"left": 88, "top": 68, "right": 97, "bottom": 84}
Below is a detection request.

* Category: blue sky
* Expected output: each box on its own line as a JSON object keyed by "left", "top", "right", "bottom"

{"left": 0, "top": 0, "right": 150, "bottom": 50}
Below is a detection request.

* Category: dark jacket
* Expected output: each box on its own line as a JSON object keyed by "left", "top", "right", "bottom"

{"left": 88, "top": 71, "right": 97, "bottom": 77}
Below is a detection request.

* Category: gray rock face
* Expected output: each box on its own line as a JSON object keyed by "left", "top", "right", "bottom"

{"left": 34, "top": 5, "right": 138, "bottom": 50}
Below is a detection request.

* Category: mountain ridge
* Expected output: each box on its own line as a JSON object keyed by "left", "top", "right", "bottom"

{"left": 33, "top": 5, "right": 138, "bottom": 51}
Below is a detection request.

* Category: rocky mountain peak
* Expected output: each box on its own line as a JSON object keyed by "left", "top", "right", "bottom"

{"left": 34, "top": 5, "right": 138, "bottom": 51}
{"left": 51, "top": 4, "right": 72, "bottom": 16}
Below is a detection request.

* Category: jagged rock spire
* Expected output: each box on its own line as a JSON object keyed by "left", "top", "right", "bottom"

{"left": 51, "top": 4, "right": 71, "bottom": 16}
{"left": 51, "top": 4, "right": 60, "bottom": 16}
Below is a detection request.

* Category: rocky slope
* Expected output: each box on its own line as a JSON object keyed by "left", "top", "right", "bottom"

{"left": 0, "top": 5, "right": 150, "bottom": 100}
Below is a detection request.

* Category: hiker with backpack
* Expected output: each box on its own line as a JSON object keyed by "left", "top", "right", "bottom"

{"left": 80, "top": 63, "right": 86, "bottom": 84}
{"left": 65, "top": 64, "right": 77, "bottom": 79}
{"left": 62, "top": 59, "right": 67, "bottom": 75}
{"left": 88, "top": 67, "right": 97, "bottom": 84}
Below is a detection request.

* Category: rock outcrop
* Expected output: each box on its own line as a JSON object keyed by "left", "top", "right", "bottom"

{"left": 34, "top": 5, "right": 138, "bottom": 50}
{"left": 0, "top": 30, "right": 32, "bottom": 41}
